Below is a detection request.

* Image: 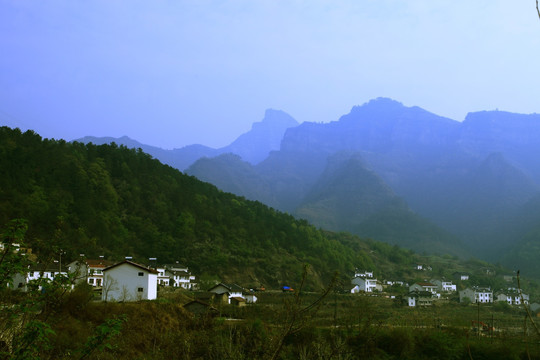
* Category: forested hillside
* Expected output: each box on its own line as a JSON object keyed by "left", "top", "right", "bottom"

{"left": 0, "top": 126, "right": 372, "bottom": 288}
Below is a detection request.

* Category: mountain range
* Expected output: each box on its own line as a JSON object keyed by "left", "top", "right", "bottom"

{"left": 75, "top": 98, "right": 540, "bottom": 277}
{"left": 77, "top": 109, "right": 298, "bottom": 170}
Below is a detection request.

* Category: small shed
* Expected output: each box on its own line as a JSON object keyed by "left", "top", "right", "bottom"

{"left": 230, "top": 296, "right": 246, "bottom": 307}
{"left": 183, "top": 300, "right": 218, "bottom": 316}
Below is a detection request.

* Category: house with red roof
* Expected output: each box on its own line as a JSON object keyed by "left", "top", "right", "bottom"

{"left": 67, "top": 258, "right": 114, "bottom": 287}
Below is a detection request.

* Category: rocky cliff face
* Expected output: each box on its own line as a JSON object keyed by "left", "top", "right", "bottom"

{"left": 280, "top": 98, "right": 460, "bottom": 155}
{"left": 221, "top": 109, "right": 298, "bottom": 164}
{"left": 458, "top": 110, "right": 540, "bottom": 182}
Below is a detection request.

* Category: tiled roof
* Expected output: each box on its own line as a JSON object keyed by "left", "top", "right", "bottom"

{"left": 103, "top": 260, "right": 159, "bottom": 274}
{"left": 85, "top": 259, "right": 114, "bottom": 268}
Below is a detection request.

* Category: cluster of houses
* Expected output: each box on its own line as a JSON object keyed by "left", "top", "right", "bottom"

{"left": 4, "top": 240, "right": 535, "bottom": 311}
{"left": 350, "top": 269, "right": 531, "bottom": 308}
{"left": 11, "top": 257, "right": 198, "bottom": 302}
{"left": 9, "top": 255, "right": 261, "bottom": 309}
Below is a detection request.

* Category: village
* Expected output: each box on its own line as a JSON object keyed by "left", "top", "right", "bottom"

{"left": 6, "top": 241, "right": 539, "bottom": 315}
{"left": 350, "top": 268, "right": 534, "bottom": 309}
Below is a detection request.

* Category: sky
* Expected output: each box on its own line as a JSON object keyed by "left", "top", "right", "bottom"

{"left": 1, "top": 1, "right": 539, "bottom": 149}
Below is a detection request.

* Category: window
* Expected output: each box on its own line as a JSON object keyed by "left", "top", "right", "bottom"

{"left": 138, "top": 272, "right": 144, "bottom": 276}
{"left": 137, "top": 287, "right": 144, "bottom": 292}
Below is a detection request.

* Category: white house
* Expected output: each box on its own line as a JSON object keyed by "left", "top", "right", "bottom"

{"left": 406, "top": 290, "right": 434, "bottom": 307}
{"left": 495, "top": 289, "right": 529, "bottom": 305}
{"left": 431, "top": 279, "right": 457, "bottom": 292}
{"left": 354, "top": 270, "right": 374, "bottom": 278}
{"left": 409, "top": 282, "right": 438, "bottom": 296}
{"left": 244, "top": 293, "right": 258, "bottom": 304}
{"left": 101, "top": 260, "right": 158, "bottom": 302}
{"left": 67, "top": 258, "right": 114, "bottom": 287}
{"left": 156, "top": 267, "right": 170, "bottom": 286}
{"left": 163, "top": 263, "right": 197, "bottom": 289}
{"left": 167, "top": 270, "right": 195, "bottom": 289}
{"left": 208, "top": 283, "right": 250, "bottom": 304}
{"left": 351, "top": 276, "right": 380, "bottom": 293}
{"left": 460, "top": 287, "right": 493, "bottom": 303}
{"left": 12, "top": 264, "right": 68, "bottom": 291}
{"left": 454, "top": 272, "right": 469, "bottom": 281}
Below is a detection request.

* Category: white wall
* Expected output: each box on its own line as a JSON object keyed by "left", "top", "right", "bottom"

{"left": 102, "top": 263, "right": 157, "bottom": 302}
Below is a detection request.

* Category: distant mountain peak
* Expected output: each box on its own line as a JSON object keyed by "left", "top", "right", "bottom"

{"left": 253, "top": 109, "right": 298, "bottom": 129}
{"left": 343, "top": 97, "right": 443, "bottom": 124}
{"left": 464, "top": 110, "right": 540, "bottom": 127}
{"left": 349, "top": 97, "right": 405, "bottom": 113}
{"left": 74, "top": 135, "right": 145, "bottom": 147}
{"left": 365, "top": 97, "right": 404, "bottom": 107}
{"left": 223, "top": 109, "right": 299, "bottom": 164}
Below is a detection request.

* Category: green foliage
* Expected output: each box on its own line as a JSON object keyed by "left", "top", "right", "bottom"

{"left": 78, "top": 315, "right": 127, "bottom": 358}
{"left": 0, "top": 219, "right": 30, "bottom": 288}
{"left": 11, "top": 320, "right": 55, "bottom": 360}
{"left": 493, "top": 300, "right": 511, "bottom": 313}
{"left": 0, "top": 126, "right": 365, "bottom": 287}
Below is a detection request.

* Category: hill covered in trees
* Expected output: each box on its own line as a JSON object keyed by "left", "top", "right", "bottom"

{"left": 0, "top": 126, "right": 370, "bottom": 288}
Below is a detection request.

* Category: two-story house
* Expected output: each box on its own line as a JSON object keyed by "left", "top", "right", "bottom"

{"left": 460, "top": 287, "right": 493, "bottom": 303}
{"left": 163, "top": 263, "right": 197, "bottom": 289}
{"left": 351, "top": 276, "right": 380, "bottom": 293}
{"left": 102, "top": 260, "right": 158, "bottom": 302}
{"left": 67, "top": 258, "right": 114, "bottom": 287}
{"left": 406, "top": 290, "right": 435, "bottom": 307}
{"left": 12, "top": 264, "right": 68, "bottom": 291}
{"left": 495, "top": 289, "right": 529, "bottom": 305}
{"left": 431, "top": 279, "right": 457, "bottom": 292}
{"left": 409, "top": 282, "right": 438, "bottom": 296}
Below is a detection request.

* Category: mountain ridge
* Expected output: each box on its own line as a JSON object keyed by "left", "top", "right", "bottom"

{"left": 74, "top": 108, "right": 298, "bottom": 170}
{"left": 186, "top": 99, "right": 540, "bottom": 268}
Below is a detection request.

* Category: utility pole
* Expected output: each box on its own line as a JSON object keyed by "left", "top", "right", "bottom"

{"left": 59, "top": 249, "right": 65, "bottom": 272}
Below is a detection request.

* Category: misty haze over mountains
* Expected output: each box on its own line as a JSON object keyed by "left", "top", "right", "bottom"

{"left": 76, "top": 98, "right": 540, "bottom": 275}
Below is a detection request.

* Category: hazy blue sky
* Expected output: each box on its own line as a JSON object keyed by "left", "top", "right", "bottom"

{"left": 1, "top": 1, "right": 539, "bottom": 149}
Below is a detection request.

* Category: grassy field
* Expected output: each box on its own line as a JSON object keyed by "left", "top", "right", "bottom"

{"left": 4, "top": 284, "right": 540, "bottom": 359}
{"left": 227, "top": 290, "right": 533, "bottom": 331}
